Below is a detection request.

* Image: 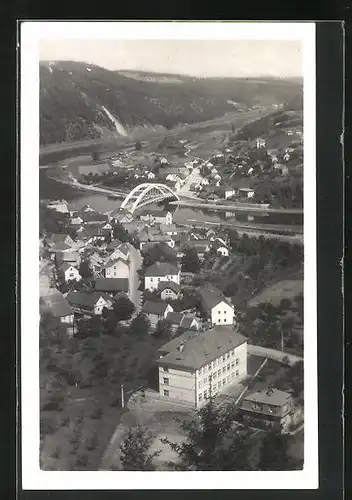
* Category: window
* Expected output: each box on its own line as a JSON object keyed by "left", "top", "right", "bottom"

{"left": 213, "top": 372, "right": 217, "bottom": 379}
{"left": 227, "top": 364, "right": 230, "bottom": 371}
{"left": 158, "top": 278, "right": 161, "bottom": 282}
{"left": 222, "top": 356, "right": 225, "bottom": 362}
{"left": 252, "top": 402, "right": 263, "bottom": 411}
{"left": 218, "top": 319, "right": 221, "bottom": 323}
{"left": 226, "top": 353, "right": 230, "bottom": 359}
{"left": 224, "top": 318, "right": 227, "bottom": 323}
{"left": 231, "top": 362, "right": 235, "bottom": 369}
{"left": 236, "top": 370, "right": 239, "bottom": 377}
{"left": 69, "top": 273, "right": 74, "bottom": 278}
{"left": 224, "top": 310, "right": 227, "bottom": 314}
{"left": 218, "top": 310, "right": 221, "bottom": 314}
{"left": 203, "top": 390, "right": 207, "bottom": 398}
{"left": 218, "top": 370, "right": 221, "bottom": 377}
{"left": 163, "top": 378, "right": 169, "bottom": 385}
{"left": 222, "top": 367, "right": 226, "bottom": 374}
{"left": 268, "top": 406, "right": 277, "bottom": 414}
{"left": 164, "top": 390, "right": 169, "bottom": 397}
{"left": 208, "top": 376, "right": 212, "bottom": 383}
{"left": 198, "top": 394, "right": 202, "bottom": 401}
{"left": 231, "top": 350, "right": 234, "bottom": 356}
{"left": 236, "top": 358, "right": 239, "bottom": 365}
{"left": 150, "top": 278, "right": 153, "bottom": 282}
{"left": 222, "top": 379, "right": 226, "bottom": 386}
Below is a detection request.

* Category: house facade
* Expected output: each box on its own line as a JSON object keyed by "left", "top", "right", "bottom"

{"left": 140, "top": 211, "right": 173, "bottom": 226}
{"left": 199, "top": 286, "right": 235, "bottom": 326}
{"left": 144, "top": 262, "right": 180, "bottom": 291}
{"left": 60, "top": 264, "right": 82, "bottom": 282}
{"left": 239, "top": 388, "right": 295, "bottom": 432}
{"left": 66, "top": 292, "right": 113, "bottom": 317}
{"left": 158, "top": 281, "right": 180, "bottom": 301}
{"left": 104, "top": 258, "right": 129, "bottom": 279}
{"left": 157, "top": 327, "right": 248, "bottom": 407}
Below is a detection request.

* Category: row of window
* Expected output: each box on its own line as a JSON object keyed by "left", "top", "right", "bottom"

{"left": 149, "top": 276, "right": 175, "bottom": 282}
{"left": 218, "top": 310, "right": 227, "bottom": 314}
{"left": 198, "top": 372, "right": 239, "bottom": 401}
{"left": 198, "top": 362, "right": 240, "bottom": 387}
{"left": 199, "top": 355, "right": 239, "bottom": 374}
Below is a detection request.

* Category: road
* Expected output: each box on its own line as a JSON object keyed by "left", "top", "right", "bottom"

{"left": 128, "top": 244, "right": 143, "bottom": 312}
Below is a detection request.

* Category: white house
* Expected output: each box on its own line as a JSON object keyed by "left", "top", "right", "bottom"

{"left": 224, "top": 188, "right": 237, "bottom": 200}
{"left": 156, "top": 326, "right": 248, "bottom": 407}
{"left": 142, "top": 300, "right": 174, "bottom": 329}
{"left": 140, "top": 210, "right": 173, "bottom": 226}
{"left": 104, "top": 257, "right": 129, "bottom": 279}
{"left": 256, "top": 138, "right": 266, "bottom": 149}
{"left": 144, "top": 262, "right": 180, "bottom": 291}
{"left": 70, "top": 215, "right": 84, "bottom": 225}
{"left": 199, "top": 286, "right": 235, "bottom": 326}
{"left": 147, "top": 171, "right": 156, "bottom": 180}
{"left": 60, "top": 263, "right": 82, "bottom": 282}
{"left": 158, "top": 280, "right": 180, "bottom": 301}
{"left": 160, "top": 157, "right": 168, "bottom": 164}
{"left": 238, "top": 187, "right": 255, "bottom": 199}
{"left": 47, "top": 200, "right": 69, "bottom": 214}
{"left": 66, "top": 291, "right": 113, "bottom": 316}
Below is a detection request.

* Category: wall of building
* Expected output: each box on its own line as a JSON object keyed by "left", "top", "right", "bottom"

{"left": 158, "top": 366, "right": 196, "bottom": 406}
{"left": 161, "top": 289, "right": 178, "bottom": 301}
{"left": 211, "top": 301, "right": 235, "bottom": 325}
{"left": 145, "top": 273, "right": 180, "bottom": 291}
{"left": 105, "top": 260, "right": 129, "bottom": 279}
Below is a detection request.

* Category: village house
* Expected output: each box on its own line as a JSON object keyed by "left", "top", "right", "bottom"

{"left": 104, "top": 257, "right": 129, "bottom": 279}
{"left": 66, "top": 291, "right": 113, "bottom": 317}
{"left": 178, "top": 240, "right": 210, "bottom": 260}
{"left": 238, "top": 187, "right": 255, "bottom": 199}
{"left": 166, "top": 311, "right": 201, "bottom": 333}
{"left": 46, "top": 199, "right": 69, "bottom": 214}
{"left": 59, "top": 263, "right": 82, "bottom": 283}
{"left": 139, "top": 231, "right": 175, "bottom": 250}
{"left": 79, "top": 211, "right": 109, "bottom": 225}
{"left": 140, "top": 210, "right": 173, "bottom": 226}
{"left": 147, "top": 171, "right": 156, "bottom": 180}
{"left": 67, "top": 203, "right": 80, "bottom": 217}
{"left": 157, "top": 280, "right": 180, "bottom": 301}
{"left": 75, "top": 225, "right": 106, "bottom": 245}
{"left": 142, "top": 300, "right": 174, "bottom": 329}
{"left": 144, "top": 262, "right": 180, "bottom": 291}
{"left": 70, "top": 214, "right": 85, "bottom": 225}
{"left": 40, "top": 289, "right": 74, "bottom": 334}
{"left": 239, "top": 388, "right": 296, "bottom": 433}
{"left": 46, "top": 233, "right": 76, "bottom": 249}
{"left": 108, "top": 210, "right": 134, "bottom": 225}
{"left": 94, "top": 277, "right": 129, "bottom": 296}
{"left": 223, "top": 187, "right": 237, "bottom": 200}
{"left": 86, "top": 251, "right": 105, "bottom": 275}
{"left": 156, "top": 326, "right": 248, "bottom": 407}
{"left": 199, "top": 286, "right": 235, "bottom": 326}
{"left": 108, "top": 242, "right": 130, "bottom": 262}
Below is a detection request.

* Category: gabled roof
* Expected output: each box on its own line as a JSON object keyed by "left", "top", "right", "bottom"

{"left": 106, "top": 239, "right": 123, "bottom": 251}
{"left": 243, "top": 388, "right": 292, "bottom": 407}
{"left": 57, "top": 250, "right": 80, "bottom": 262}
{"left": 79, "top": 211, "right": 108, "bottom": 223}
{"left": 115, "top": 243, "right": 130, "bottom": 257}
{"left": 94, "top": 278, "right": 129, "bottom": 293}
{"left": 157, "top": 280, "right": 180, "bottom": 294}
{"left": 166, "top": 311, "right": 183, "bottom": 325}
{"left": 49, "top": 233, "right": 72, "bottom": 245}
{"left": 199, "top": 286, "right": 233, "bottom": 311}
{"left": 157, "top": 326, "right": 247, "bottom": 371}
{"left": 104, "top": 257, "right": 129, "bottom": 269}
{"left": 145, "top": 262, "right": 179, "bottom": 277}
{"left": 60, "top": 263, "right": 78, "bottom": 272}
{"left": 142, "top": 300, "right": 171, "bottom": 316}
{"left": 66, "top": 291, "right": 111, "bottom": 309}
{"left": 50, "top": 242, "right": 71, "bottom": 251}
{"left": 180, "top": 315, "right": 198, "bottom": 329}
{"left": 41, "top": 289, "right": 73, "bottom": 318}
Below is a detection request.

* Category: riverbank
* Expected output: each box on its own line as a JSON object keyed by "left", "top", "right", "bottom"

{"left": 171, "top": 199, "right": 303, "bottom": 216}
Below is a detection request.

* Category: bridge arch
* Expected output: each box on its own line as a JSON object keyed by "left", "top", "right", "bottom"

{"left": 120, "top": 183, "right": 179, "bottom": 214}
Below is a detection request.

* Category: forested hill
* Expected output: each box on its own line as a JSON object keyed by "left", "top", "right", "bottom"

{"left": 40, "top": 61, "right": 303, "bottom": 146}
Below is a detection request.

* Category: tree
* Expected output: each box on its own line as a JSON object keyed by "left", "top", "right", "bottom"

{"left": 129, "top": 312, "right": 150, "bottom": 336}
{"left": 258, "top": 425, "right": 292, "bottom": 471}
{"left": 112, "top": 295, "right": 135, "bottom": 322}
{"left": 112, "top": 221, "right": 130, "bottom": 243}
{"left": 142, "top": 243, "right": 178, "bottom": 269}
{"left": 181, "top": 245, "right": 201, "bottom": 274}
{"left": 79, "top": 260, "right": 92, "bottom": 279}
{"left": 153, "top": 319, "right": 172, "bottom": 339}
{"left": 162, "top": 397, "right": 254, "bottom": 470}
{"left": 119, "top": 425, "right": 161, "bottom": 470}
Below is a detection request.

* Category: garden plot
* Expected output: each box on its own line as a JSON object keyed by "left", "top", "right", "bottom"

{"left": 248, "top": 280, "right": 303, "bottom": 307}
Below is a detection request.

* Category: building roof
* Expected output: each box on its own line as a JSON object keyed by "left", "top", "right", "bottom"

{"left": 66, "top": 291, "right": 110, "bottom": 309}
{"left": 145, "top": 262, "right": 179, "bottom": 277}
{"left": 142, "top": 300, "right": 170, "bottom": 316}
{"left": 41, "top": 290, "right": 73, "bottom": 318}
{"left": 49, "top": 234, "right": 72, "bottom": 245}
{"left": 157, "top": 326, "right": 247, "bottom": 371}
{"left": 104, "top": 257, "right": 129, "bottom": 269}
{"left": 106, "top": 239, "right": 123, "bottom": 251}
{"left": 50, "top": 242, "right": 71, "bottom": 252}
{"left": 79, "top": 211, "right": 108, "bottom": 223}
{"left": 57, "top": 250, "right": 80, "bottom": 262}
{"left": 166, "top": 311, "right": 183, "bottom": 325}
{"left": 142, "top": 210, "right": 170, "bottom": 218}
{"left": 60, "top": 263, "right": 77, "bottom": 272}
{"left": 157, "top": 280, "right": 180, "bottom": 294}
{"left": 238, "top": 187, "right": 255, "bottom": 192}
{"left": 115, "top": 243, "right": 130, "bottom": 257}
{"left": 94, "top": 277, "right": 129, "bottom": 293}
{"left": 180, "top": 315, "right": 198, "bottom": 329}
{"left": 243, "top": 388, "right": 292, "bottom": 407}
{"left": 199, "top": 286, "right": 233, "bottom": 311}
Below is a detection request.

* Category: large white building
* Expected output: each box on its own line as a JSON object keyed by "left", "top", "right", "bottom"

{"left": 156, "top": 326, "right": 248, "bottom": 408}
{"left": 144, "top": 262, "right": 180, "bottom": 291}
{"left": 199, "top": 286, "right": 235, "bottom": 326}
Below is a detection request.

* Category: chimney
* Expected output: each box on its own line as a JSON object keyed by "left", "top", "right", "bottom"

{"left": 266, "top": 387, "right": 274, "bottom": 396}
{"left": 177, "top": 342, "right": 184, "bottom": 353}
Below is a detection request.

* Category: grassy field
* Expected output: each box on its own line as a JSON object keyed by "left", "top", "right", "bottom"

{"left": 248, "top": 279, "right": 303, "bottom": 307}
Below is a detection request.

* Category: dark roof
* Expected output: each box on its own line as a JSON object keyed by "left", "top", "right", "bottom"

{"left": 41, "top": 290, "right": 73, "bottom": 318}
{"left": 142, "top": 210, "right": 170, "bottom": 218}
{"left": 50, "top": 234, "right": 72, "bottom": 245}
{"left": 243, "top": 388, "right": 292, "bottom": 407}
{"left": 50, "top": 242, "right": 71, "bottom": 251}
{"left": 60, "top": 263, "right": 78, "bottom": 272}
{"left": 66, "top": 291, "right": 110, "bottom": 309}
{"left": 106, "top": 239, "right": 122, "bottom": 251}
{"left": 180, "top": 315, "right": 198, "bottom": 329}
{"left": 104, "top": 256, "right": 129, "bottom": 269}
{"left": 57, "top": 250, "right": 80, "bottom": 262}
{"left": 142, "top": 300, "right": 170, "bottom": 315}
{"left": 94, "top": 278, "right": 129, "bottom": 293}
{"left": 166, "top": 311, "right": 183, "bottom": 325}
{"left": 157, "top": 326, "right": 247, "bottom": 371}
{"left": 145, "top": 262, "right": 179, "bottom": 277}
{"left": 199, "top": 286, "right": 233, "bottom": 311}
{"left": 158, "top": 281, "right": 180, "bottom": 294}
{"left": 79, "top": 211, "right": 108, "bottom": 223}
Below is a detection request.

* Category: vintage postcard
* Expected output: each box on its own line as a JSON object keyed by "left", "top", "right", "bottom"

{"left": 20, "top": 21, "right": 317, "bottom": 489}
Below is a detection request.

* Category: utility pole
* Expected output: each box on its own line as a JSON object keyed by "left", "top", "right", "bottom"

{"left": 121, "top": 384, "right": 125, "bottom": 408}
{"left": 281, "top": 330, "right": 284, "bottom": 352}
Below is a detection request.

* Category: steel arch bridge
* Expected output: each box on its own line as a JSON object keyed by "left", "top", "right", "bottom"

{"left": 120, "top": 183, "right": 180, "bottom": 214}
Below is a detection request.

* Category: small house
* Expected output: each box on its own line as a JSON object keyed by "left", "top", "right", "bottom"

{"left": 104, "top": 257, "right": 129, "bottom": 279}
{"left": 40, "top": 289, "right": 74, "bottom": 333}
{"left": 66, "top": 291, "right": 113, "bottom": 317}
{"left": 144, "top": 262, "right": 180, "bottom": 291}
{"left": 238, "top": 187, "right": 255, "bottom": 199}
{"left": 140, "top": 210, "right": 173, "bottom": 226}
{"left": 199, "top": 285, "right": 235, "bottom": 326}
{"left": 142, "top": 300, "right": 174, "bottom": 329}
{"left": 256, "top": 138, "right": 266, "bottom": 149}
{"left": 158, "top": 281, "right": 180, "bottom": 301}
{"left": 94, "top": 277, "right": 129, "bottom": 296}
{"left": 59, "top": 263, "right": 82, "bottom": 283}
